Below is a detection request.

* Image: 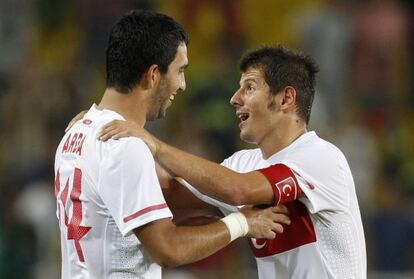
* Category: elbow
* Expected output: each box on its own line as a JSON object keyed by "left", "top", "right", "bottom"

{"left": 152, "top": 247, "right": 183, "bottom": 268}
{"left": 157, "top": 258, "right": 180, "bottom": 269}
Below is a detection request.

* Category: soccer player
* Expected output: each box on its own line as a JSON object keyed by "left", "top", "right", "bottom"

{"left": 54, "top": 11, "right": 290, "bottom": 278}
{"left": 98, "top": 45, "right": 367, "bottom": 278}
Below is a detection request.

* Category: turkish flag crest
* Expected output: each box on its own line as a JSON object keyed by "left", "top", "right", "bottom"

{"left": 275, "top": 177, "right": 298, "bottom": 204}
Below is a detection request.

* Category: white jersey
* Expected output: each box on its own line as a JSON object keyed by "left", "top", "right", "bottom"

{"left": 54, "top": 105, "right": 172, "bottom": 279}
{"left": 186, "top": 131, "right": 366, "bottom": 279}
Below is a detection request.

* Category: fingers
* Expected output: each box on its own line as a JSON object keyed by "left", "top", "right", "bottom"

{"left": 245, "top": 206, "right": 291, "bottom": 239}
{"left": 98, "top": 127, "right": 119, "bottom": 141}
{"left": 271, "top": 223, "right": 284, "bottom": 235}
{"left": 252, "top": 217, "right": 285, "bottom": 240}
{"left": 97, "top": 120, "right": 123, "bottom": 141}
{"left": 272, "top": 212, "right": 291, "bottom": 226}
{"left": 97, "top": 120, "right": 142, "bottom": 142}
{"left": 257, "top": 206, "right": 291, "bottom": 238}
{"left": 259, "top": 206, "right": 290, "bottom": 225}
{"left": 112, "top": 130, "right": 130, "bottom": 140}
{"left": 263, "top": 207, "right": 290, "bottom": 235}
{"left": 271, "top": 204, "right": 289, "bottom": 215}
{"left": 263, "top": 230, "right": 276, "bottom": 240}
{"left": 100, "top": 120, "right": 122, "bottom": 133}
{"left": 99, "top": 120, "right": 120, "bottom": 136}
{"left": 100, "top": 129, "right": 119, "bottom": 141}
{"left": 250, "top": 221, "right": 281, "bottom": 240}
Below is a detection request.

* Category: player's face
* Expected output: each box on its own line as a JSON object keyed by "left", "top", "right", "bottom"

{"left": 230, "top": 67, "right": 279, "bottom": 144}
{"left": 149, "top": 43, "right": 188, "bottom": 120}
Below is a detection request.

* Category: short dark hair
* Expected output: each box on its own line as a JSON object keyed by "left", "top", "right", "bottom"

{"left": 106, "top": 10, "right": 189, "bottom": 93}
{"left": 239, "top": 45, "right": 319, "bottom": 124}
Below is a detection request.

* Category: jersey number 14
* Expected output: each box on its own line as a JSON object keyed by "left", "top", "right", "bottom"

{"left": 55, "top": 168, "right": 91, "bottom": 262}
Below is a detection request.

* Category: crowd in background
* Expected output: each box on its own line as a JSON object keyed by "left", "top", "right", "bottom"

{"left": 0, "top": 0, "right": 413, "bottom": 278}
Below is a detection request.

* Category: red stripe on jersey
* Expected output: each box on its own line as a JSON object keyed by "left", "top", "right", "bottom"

{"left": 248, "top": 201, "right": 316, "bottom": 257}
{"left": 258, "top": 164, "right": 302, "bottom": 206}
{"left": 55, "top": 170, "right": 61, "bottom": 198}
{"left": 123, "top": 203, "right": 169, "bottom": 223}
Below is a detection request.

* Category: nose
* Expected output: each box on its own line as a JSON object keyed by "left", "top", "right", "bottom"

{"left": 179, "top": 74, "right": 186, "bottom": 92}
{"left": 230, "top": 88, "right": 242, "bottom": 107}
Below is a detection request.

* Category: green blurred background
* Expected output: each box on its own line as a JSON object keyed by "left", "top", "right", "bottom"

{"left": 0, "top": 0, "right": 413, "bottom": 278}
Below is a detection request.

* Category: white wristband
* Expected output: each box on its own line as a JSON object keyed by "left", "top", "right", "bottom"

{"left": 221, "top": 212, "right": 249, "bottom": 242}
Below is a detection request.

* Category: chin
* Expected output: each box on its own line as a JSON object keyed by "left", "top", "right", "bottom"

{"left": 240, "top": 131, "right": 257, "bottom": 144}
{"left": 148, "top": 107, "right": 168, "bottom": 121}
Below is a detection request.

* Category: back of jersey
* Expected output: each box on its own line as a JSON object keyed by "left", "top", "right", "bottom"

{"left": 54, "top": 105, "right": 169, "bottom": 278}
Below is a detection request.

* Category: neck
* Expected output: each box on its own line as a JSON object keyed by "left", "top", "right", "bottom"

{"left": 98, "top": 88, "right": 147, "bottom": 127}
{"left": 259, "top": 119, "right": 307, "bottom": 159}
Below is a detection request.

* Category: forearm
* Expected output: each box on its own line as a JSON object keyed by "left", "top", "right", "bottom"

{"left": 155, "top": 140, "right": 273, "bottom": 205}
{"left": 164, "top": 221, "right": 230, "bottom": 266}
{"left": 136, "top": 215, "right": 248, "bottom": 268}
{"left": 96, "top": 121, "right": 274, "bottom": 205}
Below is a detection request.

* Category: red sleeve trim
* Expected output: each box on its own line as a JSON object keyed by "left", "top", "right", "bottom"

{"left": 258, "top": 164, "right": 302, "bottom": 206}
{"left": 123, "top": 203, "right": 169, "bottom": 223}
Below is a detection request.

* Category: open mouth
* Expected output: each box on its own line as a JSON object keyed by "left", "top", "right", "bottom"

{"left": 169, "top": 94, "right": 175, "bottom": 101}
{"left": 237, "top": 112, "right": 250, "bottom": 123}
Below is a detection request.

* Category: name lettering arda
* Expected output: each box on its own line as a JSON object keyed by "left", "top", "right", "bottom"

{"left": 62, "top": 133, "right": 86, "bottom": 155}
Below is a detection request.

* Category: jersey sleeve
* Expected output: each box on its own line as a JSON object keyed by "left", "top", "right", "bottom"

{"left": 281, "top": 148, "right": 350, "bottom": 214}
{"left": 257, "top": 147, "right": 350, "bottom": 214}
{"left": 181, "top": 180, "right": 239, "bottom": 215}
{"left": 98, "top": 138, "right": 172, "bottom": 236}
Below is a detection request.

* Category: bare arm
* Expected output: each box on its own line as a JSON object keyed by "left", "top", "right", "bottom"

{"left": 135, "top": 218, "right": 229, "bottom": 267}
{"left": 155, "top": 142, "right": 274, "bottom": 206}
{"left": 156, "top": 163, "right": 227, "bottom": 225}
{"left": 98, "top": 120, "right": 274, "bottom": 206}
{"left": 134, "top": 205, "right": 290, "bottom": 268}
{"left": 156, "top": 162, "right": 218, "bottom": 210}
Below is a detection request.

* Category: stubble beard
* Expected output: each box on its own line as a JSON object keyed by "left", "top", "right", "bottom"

{"left": 149, "top": 86, "right": 170, "bottom": 121}
{"left": 147, "top": 99, "right": 167, "bottom": 121}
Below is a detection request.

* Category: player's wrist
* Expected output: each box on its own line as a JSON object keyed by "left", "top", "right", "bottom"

{"left": 220, "top": 212, "right": 249, "bottom": 242}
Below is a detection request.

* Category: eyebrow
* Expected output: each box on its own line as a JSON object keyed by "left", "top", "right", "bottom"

{"left": 240, "top": 78, "right": 257, "bottom": 87}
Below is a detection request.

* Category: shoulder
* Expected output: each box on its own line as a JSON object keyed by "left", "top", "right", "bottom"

{"left": 82, "top": 108, "right": 151, "bottom": 157}
{"left": 284, "top": 133, "right": 350, "bottom": 178}
{"left": 105, "top": 137, "right": 152, "bottom": 158}
{"left": 98, "top": 137, "right": 157, "bottom": 181}
{"left": 312, "top": 136, "right": 348, "bottom": 164}
{"left": 291, "top": 132, "right": 346, "bottom": 161}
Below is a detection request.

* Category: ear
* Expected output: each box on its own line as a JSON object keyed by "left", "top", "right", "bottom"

{"left": 280, "top": 86, "right": 296, "bottom": 110}
{"left": 141, "top": 64, "right": 160, "bottom": 89}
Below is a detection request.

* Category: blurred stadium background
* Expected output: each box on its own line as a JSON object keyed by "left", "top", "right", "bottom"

{"left": 0, "top": 0, "right": 413, "bottom": 278}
